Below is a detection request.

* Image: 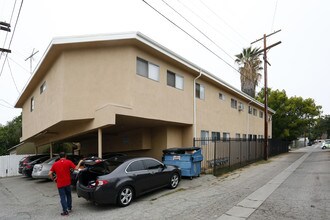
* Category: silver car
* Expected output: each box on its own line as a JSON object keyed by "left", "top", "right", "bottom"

{"left": 32, "top": 155, "right": 82, "bottom": 179}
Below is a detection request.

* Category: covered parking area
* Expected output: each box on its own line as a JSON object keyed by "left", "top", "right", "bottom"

{"left": 29, "top": 114, "right": 193, "bottom": 160}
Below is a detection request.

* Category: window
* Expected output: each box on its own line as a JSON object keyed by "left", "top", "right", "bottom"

{"left": 223, "top": 132, "right": 230, "bottom": 141}
{"left": 136, "top": 57, "right": 159, "bottom": 81}
{"left": 253, "top": 135, "right": 257, "bottom": 140}
{"left": 195, "top": 83, "right": 205, "bottom": 99}
{"left": 219, "top": 93, "right": 225, "bottom": 100}
{"left": 259, "top": 111, "right": 263, "bottom": 118}
{"left": 243, "top": 134, "right": 247, "bottom": 141}
{"left": 248, "top": 106, "right": 252, "bottom": 114}
{"left": 126, "top": 160, "right": 145, "bottom": 172}
{"left": 40, "top": 82, "right": 46, "bottom": 94}
{"left": 235, "top": 133, "right": 241, "bottom": 139}
{"left": 253, "top": 108, "right": 257, "bottom": 116}
{"left": 201, "top": 130, "right": 209, "bottom": 145}
{"left": 167, "top": 71, "right": 184, "bottom": 90}
{"left": 231, "top": 98, "right": 237, "bottom": 109}
{"left": 211, "top": 132, "right": 220, "bottom": 141}
{"left": 238, "top": 102, "right": 244, "bottom": 111}
{"left": 143, "top": 159, "right": 163, "bottom": 170}
{"left": 30, "top": 97, "right": 35, "bottom": 112}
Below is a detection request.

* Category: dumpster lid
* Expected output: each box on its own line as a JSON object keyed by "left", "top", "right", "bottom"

{"left": 163, "top": 147, "right": 200, "bottom": 154}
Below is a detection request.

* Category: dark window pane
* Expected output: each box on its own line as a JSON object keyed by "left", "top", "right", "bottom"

{"left": 136, "top": 58, "right": 148, "bottom": 77}
{"left": 196, "top": 83, "right": 200, "bottom": 98}
{"left": 143, "top": 159, "right": 162, "bottom": 170}
{"left": 167, "top": 71, "right": 175, "bottom": 87}
{"left": 126, "top": 160, "right": 145, "bottom": 172}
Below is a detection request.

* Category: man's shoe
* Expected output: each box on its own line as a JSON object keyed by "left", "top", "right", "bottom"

{"left": 68, "top": 208, "right": 72, "bottom": 212}
{"left": 60, "top": 211, "right": 69, "bottom": 216}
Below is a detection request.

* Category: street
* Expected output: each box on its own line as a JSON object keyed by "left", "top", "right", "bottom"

{"left": 0, "top": 143, "right": 329, "bottom": 220}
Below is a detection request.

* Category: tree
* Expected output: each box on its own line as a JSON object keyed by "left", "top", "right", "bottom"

{"left": 256, "top": 88, "right": 321, "bottom": 141}
{"left": 235, "top": 47, "right": 263, "bottom": 98}
{"left": 0, "top": 115, "right": 22, "bottom": 155}
{"left": 313, "top": 115, "right": 330, "bottom": 139}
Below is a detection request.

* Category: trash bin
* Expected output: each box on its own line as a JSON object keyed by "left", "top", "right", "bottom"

{"left": 162, "top": 147, "right": 203, "bottom": 179}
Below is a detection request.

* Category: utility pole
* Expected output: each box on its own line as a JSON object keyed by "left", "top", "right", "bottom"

{"left": 251, "top": 30, "right": 281, "bottom": 160}
{"left": 25, "top": 48, "right": 39, "bottom": 74}
{"left": 0, "top": 21, "right": 11, "bottom": 54}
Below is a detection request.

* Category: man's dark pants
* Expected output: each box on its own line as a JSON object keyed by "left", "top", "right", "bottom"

{"left": 58, "top": 185, "right": 72, "bottom": 212}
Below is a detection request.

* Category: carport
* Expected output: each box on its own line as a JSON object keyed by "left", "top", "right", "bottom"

{"left": 28, "top": 114, "right": 192, "bottom": 160}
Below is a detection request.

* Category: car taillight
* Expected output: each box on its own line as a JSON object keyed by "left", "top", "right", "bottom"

{"left": 26, "top": 164, "right": 32, "bottom": 169}
{"left": 96, "top": 180, "right": 109, "bottom": 186}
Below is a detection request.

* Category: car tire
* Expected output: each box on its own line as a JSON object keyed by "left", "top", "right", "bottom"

{"left": 169, "top": 173, "right": 179, "bottom": 189}
{"left": 117, "top": 186, "right": 133, "bottom": 207}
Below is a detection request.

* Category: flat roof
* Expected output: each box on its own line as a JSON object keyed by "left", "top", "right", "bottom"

{"left": 15, "top": 31, "right": 274, "bottom": 113}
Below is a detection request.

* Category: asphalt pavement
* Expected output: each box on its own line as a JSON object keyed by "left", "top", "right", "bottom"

{"left": 0, "top": 143, "right": 329, "bottom": 220}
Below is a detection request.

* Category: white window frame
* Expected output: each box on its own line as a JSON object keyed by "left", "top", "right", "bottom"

{"left": 201, "top": 130, "right": 209, "bottom": 145}
{"left": 195, "top": 83, "right": 205, "bottom": 100}
{"left": 40, "top": 81, "right": 46, "bottom": 94}
{"left": 136, "top": 57, "right": 160, "bottom": 81}
{"left": 231, "top": 98, "right": 237, "bottom": 109}
{"left": 219, "top": 93, "right": 225, "bottom": 100}
{"left": 30, "top": 97, "right": 35, "bottom": 112}
{"left": 167, "top": 70, "right": 184, "bottom": 90}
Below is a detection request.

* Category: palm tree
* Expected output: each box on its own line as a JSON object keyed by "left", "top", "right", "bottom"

{"left": 235, "top": 47, "right": 263, "bottom": 98}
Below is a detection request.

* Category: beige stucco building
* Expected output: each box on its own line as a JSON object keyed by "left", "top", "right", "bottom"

{"left": 15, "top": 32, "right": 273, "bottom": 160}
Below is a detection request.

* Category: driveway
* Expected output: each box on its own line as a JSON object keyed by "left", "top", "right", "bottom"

{"left": 0, "top": 144, "right": 329, "bottom": 220}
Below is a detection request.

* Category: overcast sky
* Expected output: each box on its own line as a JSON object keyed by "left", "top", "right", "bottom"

{"left": 0, "top": 0, "right": 329, "bottom": 125}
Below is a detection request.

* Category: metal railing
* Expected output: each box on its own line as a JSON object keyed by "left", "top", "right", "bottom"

{"left": 193, "top": 138, "right": 289, "bottom": 176}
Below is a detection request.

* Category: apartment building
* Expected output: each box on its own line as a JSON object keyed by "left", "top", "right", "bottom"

{"left": 15, "top": 32, "right": 273, "bottom": 160}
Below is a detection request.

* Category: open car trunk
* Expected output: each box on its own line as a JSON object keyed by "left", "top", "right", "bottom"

{"left": 78, "top": 157, "right": 123, "bottom": 188}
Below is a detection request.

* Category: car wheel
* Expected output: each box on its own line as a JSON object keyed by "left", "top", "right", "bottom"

{"left": 169, "top": 173, "right": 179, "bottom": 189}
{"left": 117, "top": 186, "right": 133, "bottom": 207}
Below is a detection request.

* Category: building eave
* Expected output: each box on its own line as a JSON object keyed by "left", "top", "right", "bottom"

{"left": 14, "top": 31, "right": 275, "bottom": 113}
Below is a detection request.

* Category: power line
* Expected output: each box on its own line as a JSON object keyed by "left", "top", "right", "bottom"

{"left": 7, "top": 58, "right": 20, "bottom": 94}
{"left": 0, "top": 0, "right": 24, "bottom": 78}
{"left": 142, "top": 0, "right": 265, "bottom": 90}
{"left": 8, "top": 56, "right": 30, "bottom": 73}
{"left": 198, "top": 0, "right": 249, "bottom": 45}
{"left": 1, "top": 0, "right": 17, "bottom": 50}
{"left": 176, "top": 0, "right": 241, "bottom": 56}
{"left": 143, "top": 0, "right": 240, "bottom": 74}
{"left": 271, "top": 0, "right": 279, "bottom": 32}
{"left": 0, "top": 102, "right": 14, "bottom": 109}
{"left": 0, "top": 98, "right": 13, "bottom": 108}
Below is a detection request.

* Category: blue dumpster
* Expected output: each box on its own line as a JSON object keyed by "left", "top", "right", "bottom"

{"left": 162, "top": 147, "right": 203, "bottom": 179}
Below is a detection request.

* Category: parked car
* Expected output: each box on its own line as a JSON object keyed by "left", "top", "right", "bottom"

{"left": 22, "top": 156, "right": 51, "bottom": 177}
{"left": 32, "top": 155, "right": 82, "bottom": 180}
{"left": 19, "top": 154, "right": 49, "bottom": 174}
{"left": 71, "top": 153, "right": 127, "bottom": 186}
{"left": 76, "top": 156, "right": 181, "bottom": 207}
{"left": 321, "top": 140, "right": 330, "bottom": 149}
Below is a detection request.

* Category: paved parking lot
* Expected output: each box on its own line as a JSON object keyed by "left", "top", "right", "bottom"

{"left": 1, "top": 147, "right": 328, "bottom": 220}
{"left": 0, "top": 173, "right": 218, "bottom": 220}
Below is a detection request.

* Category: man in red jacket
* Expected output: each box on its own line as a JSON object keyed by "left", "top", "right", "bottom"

{"left": 49, "top": 152, "right": 82, "bottom": 216}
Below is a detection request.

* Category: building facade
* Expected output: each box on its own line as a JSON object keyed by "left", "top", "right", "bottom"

{"left": 15, "top": 32, "right": 273, "bottom": 160}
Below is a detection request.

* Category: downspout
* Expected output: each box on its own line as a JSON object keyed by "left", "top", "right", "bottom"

{"left": 247, "top": 100, "right": 253, "bottom": 138}
{"left": 193, "top": 70, "right": 203, "bottom": 138}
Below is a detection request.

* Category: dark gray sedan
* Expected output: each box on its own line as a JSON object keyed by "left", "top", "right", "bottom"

{"left": 76, "top": 156, "right": 181, "bottom": 206}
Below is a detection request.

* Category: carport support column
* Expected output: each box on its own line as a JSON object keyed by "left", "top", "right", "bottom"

{"left": 50, "top": 143, "right": 53, "bottom": 158}
{"left": 98, "top": 128, "right": 103, "bottom": 158}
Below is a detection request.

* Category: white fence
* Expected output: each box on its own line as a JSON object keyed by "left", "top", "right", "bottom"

{"left": 0, "top": 155, "right": 29, "bottom": 177}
